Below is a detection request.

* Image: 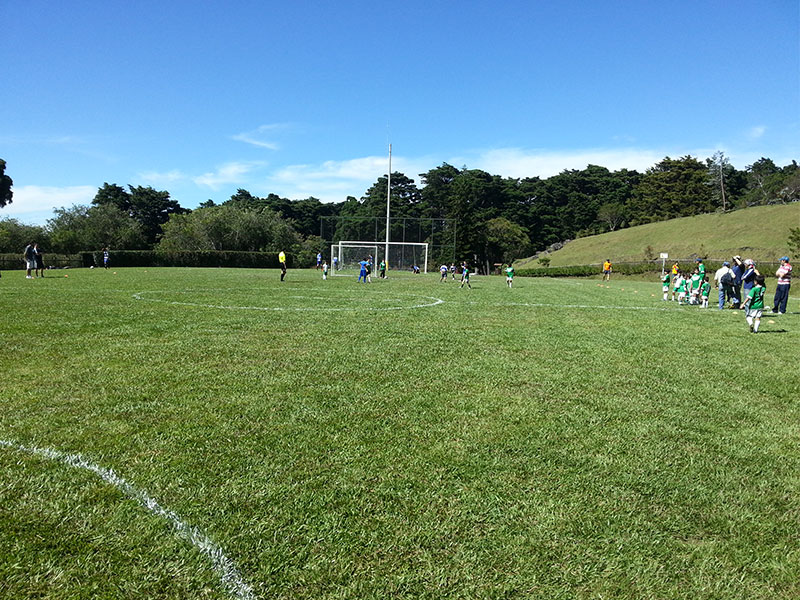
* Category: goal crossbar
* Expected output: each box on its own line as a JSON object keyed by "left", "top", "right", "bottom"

{"left": 334, "top": 241, "right": 428, "bottom": 273}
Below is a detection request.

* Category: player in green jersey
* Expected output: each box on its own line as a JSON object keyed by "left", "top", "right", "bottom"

{"left": 505, "top": 264, "right": 515, "bottom": 288}
{"left": 689, "top": 268, "right": 702, "bottom": 305}
{"left": 700, "top": 277, "right": 711, "bottom": 308}
{"left": 460, "top": 265, "right": 471, "bottom": 289}
{"left": 743, "top": 274, "right": 766, "bottom": 333}
{"left": 675, "top": 271, "right": 687, "bottom": 305}
{"left": 661, "top": 272, "right": 670, "bottom": 301}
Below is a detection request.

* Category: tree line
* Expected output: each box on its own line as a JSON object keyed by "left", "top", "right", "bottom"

{"left": 1, "top": 154, "right": 798, "bottom": 271}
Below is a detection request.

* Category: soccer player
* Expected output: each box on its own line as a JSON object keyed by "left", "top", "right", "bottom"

{"left": 689, "top": 268, "right": 702, "bottom": 305}
{"left": 322, "top": 261, "right": 328, "bottom": 280}
{"left": 460, "top": 264, "right": 471, "bottom": 289}
{"left": 358, "top": 259, "right": 368, "bottom": 283}
{"left": 661, "top": 271, "right": 670, "bottom": 301}
{"left": 316, "top": 252, "right": 322, "bottom": 269}
{"left": 505, "top": 263, "right": 515, "bottom": 288}
{"left": 743, "top": 274, "right": 767, "bottom": 332}
{"left": 278, "top": 250, "right": 287, "bottom": 281}
{"left": 696, "top": 258, "right": 706, "bottom": 280}
{"left": 103, "top": 247, "right": 110, "bottom": 269}
{"left": 440, "top": 264, "right": 448, "bottom": 282}
{"left": 700, "top": 276, "right": 711, "bottom": 308}
{"left": 449, "top": 263, "right": 456, "bottom": 280}
{"left": 379, "top": 260, "right": 386, "bottom": 279}
{"left": 333, "top": 256, "right": 339, "bottom": 271}
{"left": 675, "top": 271, "right": 687, "bottom": 305}
{"left": 602, "top": 259, "right": 612, "bottom": 281}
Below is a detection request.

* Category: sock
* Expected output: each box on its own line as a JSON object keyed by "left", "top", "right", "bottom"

{"left": 754, "top": 319, "right": 760, "bottom": 332}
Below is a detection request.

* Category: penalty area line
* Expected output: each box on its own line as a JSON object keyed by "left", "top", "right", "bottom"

{"left": 0, "top": 440, "right": 254, "bottom": 600}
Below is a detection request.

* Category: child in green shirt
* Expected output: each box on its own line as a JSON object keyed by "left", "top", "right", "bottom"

{"left": 700, "top": 277, "right": 711, "bottom": 308}
{"left": 743, "top": 274, "right": 766, "bottom": 333}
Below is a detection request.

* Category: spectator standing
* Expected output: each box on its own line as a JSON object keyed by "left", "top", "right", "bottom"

{"left": 740, "top": 259, "right": 759, "bottom": 303}
{"left": 772, "top": 256, "right": 792, "bottom": 314}
{"left": 33, "top": 242, "right": 45, "bottom": 277}
{"left": 714, "top": 261, "right": 734, "bottom": 310}
{"left": 23, "top": 242, "right": 35, "bottom": 279}
{"left": 731, "top": 256, "right": 744, "bottom": 309}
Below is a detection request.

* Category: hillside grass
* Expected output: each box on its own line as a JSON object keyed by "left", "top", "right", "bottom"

{"left": 516, "top": 203, "right": 800, "bottom": 269}
{"left": 1, "top": 267, "right": 799, "bottom": 599}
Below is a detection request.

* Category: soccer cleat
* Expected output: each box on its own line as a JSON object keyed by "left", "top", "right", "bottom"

{"left": 749, "top": 324, "right": 754, "bottom": 333}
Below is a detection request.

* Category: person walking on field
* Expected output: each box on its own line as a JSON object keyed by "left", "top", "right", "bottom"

{"left": 744, "top": 274, "right": 767, "bottom": 333}
{"left": 602, "top": 259, "right": 612, "bottom": 281}
{"left": 460, "top": 264, "right": 472, "bottom": 289}
{"left": 772, "top": 256, "right": 792, "bottom": 314}
{"left": 23, "top": 242, "right": 36, "bottom": 279}
{"left": 33, "top": 242, "right": 45, "bottom": 277}
{"left": 278, "top": 251, "right": 287, "bottom": 281}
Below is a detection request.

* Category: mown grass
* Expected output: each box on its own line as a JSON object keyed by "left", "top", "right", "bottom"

{"left": 1, "top": 267, "right": 799, "bottom": 599}
{"left": 515, "top": 203, "right": 800, "bottom": 268}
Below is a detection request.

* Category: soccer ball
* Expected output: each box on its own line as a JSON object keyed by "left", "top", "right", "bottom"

{"left": 90, "top": 266, "right": 95, "bottom": 269}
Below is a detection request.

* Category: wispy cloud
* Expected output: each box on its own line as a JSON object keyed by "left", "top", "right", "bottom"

{"left": 1, "top": 185, "right": 96, "bottom": 224}
{"left": 231, "top": 124, "right": 291, "bottom": 150}
{"left": 747, "top": 126, "right": 766, "bottom": 139}
{"left": 464, "top": 147, "right": 672, "bottom": 178}
{"left": 193, "top": 161, "right": 266, "bottom": 189}
{"left": 138, "top": 169, "right": 187, "bottom": 186}
{"left": 260, "top": 146, "right": 748, "bottom": 203}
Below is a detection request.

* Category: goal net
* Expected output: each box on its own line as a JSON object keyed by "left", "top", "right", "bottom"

{"left": 331, "top": 241, "right": 428, "bottom": 274}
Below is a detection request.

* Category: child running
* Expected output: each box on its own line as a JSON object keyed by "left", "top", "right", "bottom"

{"left": 505, "top": 263, "right": 515, "bottom": 288}
{"left": 743, "top": 274, "right": 766, "bottom": 333}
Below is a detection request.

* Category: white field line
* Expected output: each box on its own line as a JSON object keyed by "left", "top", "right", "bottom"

{"left": 0, "top": 440, "right": 254, "bottom": 600}
{"left": 132, "top": 291, "right": 444, "bottom": 312}
{"left": 463, "top": 300, "right": 723, "bottom": 312}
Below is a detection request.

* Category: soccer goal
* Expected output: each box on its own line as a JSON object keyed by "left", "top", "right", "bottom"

{"left": 332, "top": 241, "right": 428, "bottom": 274}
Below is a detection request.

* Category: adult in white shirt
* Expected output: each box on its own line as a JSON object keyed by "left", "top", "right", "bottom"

{"left": 714, "top": 261, "right": 733, "bottom": 310}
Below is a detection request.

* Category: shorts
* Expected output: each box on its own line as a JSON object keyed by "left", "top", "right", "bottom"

{"left": 746, "top": 308, "right": 763, "bottom": 319}
{"left": 26, "top": 259, "right": 36, "bottom": 269}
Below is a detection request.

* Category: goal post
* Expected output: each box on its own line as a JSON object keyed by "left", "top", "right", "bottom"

{"left": 334, "top": 241, "right": 428, "bottom": 274}
{"left": 331, "top": 243, "right": 379, "bottom": 272}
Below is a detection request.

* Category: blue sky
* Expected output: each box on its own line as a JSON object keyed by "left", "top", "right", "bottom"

{"left": 2, "top": 0, "right": 798, "bottom": 224}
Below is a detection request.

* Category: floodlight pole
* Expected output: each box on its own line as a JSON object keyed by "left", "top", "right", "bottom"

{"left": 385, "top": 143, "right": 391, "bottom": 275}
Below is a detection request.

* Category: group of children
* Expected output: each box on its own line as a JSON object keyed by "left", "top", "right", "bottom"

{"left": 661, "top": 268, "right": 712, "bottom": 307}
{"left": 661, "top": 259, "right": 769, "bottom": 333}
{"left": 439, "top": 262, "right": 473, "bottom": 288}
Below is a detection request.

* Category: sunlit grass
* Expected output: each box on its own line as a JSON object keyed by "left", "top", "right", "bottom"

{"left": 2, "top": 267, "right": 799, "bottom": 599}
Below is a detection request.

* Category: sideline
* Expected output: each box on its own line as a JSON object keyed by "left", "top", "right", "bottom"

{"left": 0, "top": 440, "right": 255, "bottom": 600}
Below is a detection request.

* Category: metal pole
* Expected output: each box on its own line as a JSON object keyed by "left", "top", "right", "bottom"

{"left": 385, "top": 144, "right": 391, "bottom": 273}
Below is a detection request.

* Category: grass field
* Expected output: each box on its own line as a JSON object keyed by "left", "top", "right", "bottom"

{"left": 2, "top": 267, "right": 800, "bottom": 599}
{"left": 515, "top": 203, "right": 800, "bottom": 268}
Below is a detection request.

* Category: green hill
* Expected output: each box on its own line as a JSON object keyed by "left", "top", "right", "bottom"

{"left": 517, "top": 203, "right": 800, "bottom": 268}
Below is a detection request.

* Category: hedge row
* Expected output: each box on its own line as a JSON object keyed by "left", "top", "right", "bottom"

{"left": 80, "top": 250, "right": 287, "bottom": 269}
{"left": 0, "top": 253, "right": 82, "bottom": 270}
{"left": 517, "top": 260, "right": 783, "bottom": 278}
